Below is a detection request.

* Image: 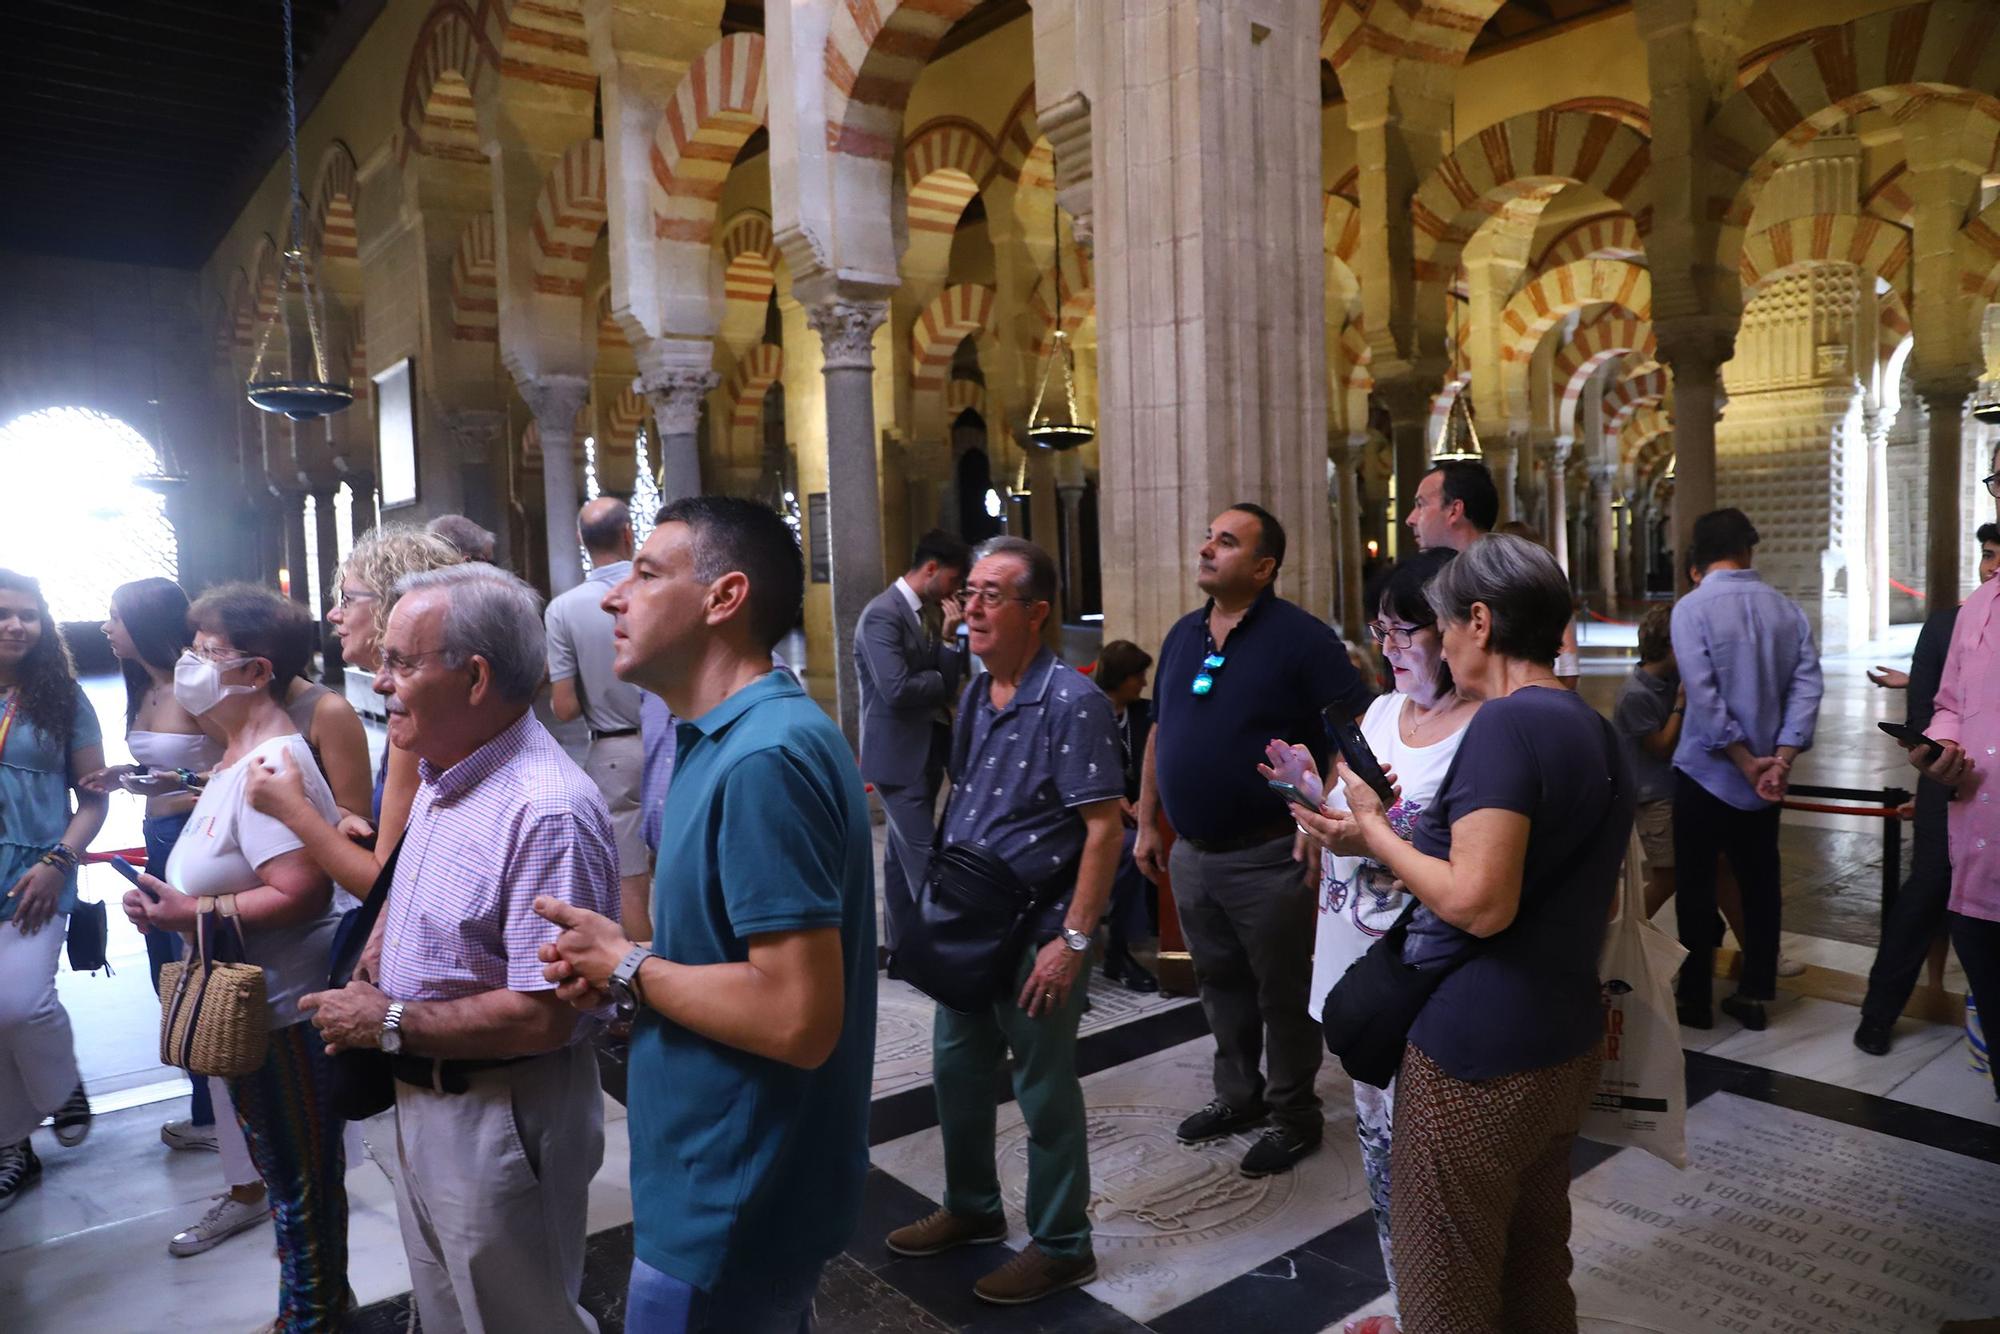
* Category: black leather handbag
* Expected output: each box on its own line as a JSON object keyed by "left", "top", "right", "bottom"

{"left": 323, "top": 837, "right": 403, "bottom": 1121}
{"left": 1320, "top": 901, "right": 1460, "bottom": 1089}
{"left": 65, "top": 895, "right": 111, "bottom": 975}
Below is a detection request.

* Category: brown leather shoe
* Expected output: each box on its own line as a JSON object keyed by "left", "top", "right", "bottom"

{"left": 885, "top": 1207, "right": 1007, "bottom": 1257}
{"left": 973, "top": 1242, "right": 1098, "bottom": 1305}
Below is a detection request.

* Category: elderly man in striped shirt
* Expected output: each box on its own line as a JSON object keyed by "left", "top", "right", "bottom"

{"left": 301, "top": 563, "right": 620, "bottom": 1334}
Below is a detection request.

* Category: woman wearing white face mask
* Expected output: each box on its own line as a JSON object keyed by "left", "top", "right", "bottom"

{"left": 1264, "top": 548, "right": 1475, "bottom": 1334}
{"left": 120, "top": 583, "right": 349, "bottom": 1332}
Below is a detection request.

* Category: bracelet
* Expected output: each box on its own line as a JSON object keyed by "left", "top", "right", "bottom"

{"left": 174, "top": 767, "right": 207, "bottom": 791}
{"left": 38, "top": 844, "right": 79, "bottom": 872}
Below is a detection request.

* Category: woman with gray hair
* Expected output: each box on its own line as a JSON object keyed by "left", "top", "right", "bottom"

{"left": 1297, "top": 533, "right": 1633, "bottom": 1334}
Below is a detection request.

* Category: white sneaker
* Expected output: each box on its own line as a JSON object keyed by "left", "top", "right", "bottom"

{"left": 1777, "top": 954, "right": 1808, "bottom": 978}
{"left": 159, "top": 1119, "right": 219, "bottom": 1153}
{"left": 168, "top": 1192, "right": 267, "bottom": 1257}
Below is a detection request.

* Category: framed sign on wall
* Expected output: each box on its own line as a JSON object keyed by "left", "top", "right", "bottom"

{"left": 374, "top": 358, "right": 418, "bottom": 510}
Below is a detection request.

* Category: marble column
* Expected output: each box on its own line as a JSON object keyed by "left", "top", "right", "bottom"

{"left": 1378, "top": 379, "right": 1435, "bottom": 560}
{"left": 444, "top": 410, "right": 508, "bottom": 563}
{"left": 310, "top": 486, "right": 344, "bottom": 686}
{"left": 807, "top": 297, "right": 890, "bottom": 747}
{"left": 1658, "top": 326, "right": 1733, "bottom": 592}
{"left": 1863, "top": 405, "right": 1890, "bottom": 643}
{"left": 1547, "top": 439, "right": 1573, "bottom": 575}
{"left": 1591, "top": 464, "right": 1618, "bottom": 610}
{"left": 519, "top": 374, "right": 591, "bottom": 595}
{"left": 280, "top": 491, "right": 310, "bottom": 607}
{"left": 344, "top": 470, "right": 377, "bottom": 541}
{"left": 1919, "top": 383, "right": 1973, "bottom": 617}
{"left": 638, "top": 366, "right": 719, "bottom": 506}
{"left": 1057, "top": 480, "right": 1086, "bottom": 623}
{"left": 1490, "top": 433, "right": 1523, "bottom": 527}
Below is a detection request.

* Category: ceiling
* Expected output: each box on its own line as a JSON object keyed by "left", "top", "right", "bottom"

{"left": 1470, "top": 0, "right": 1630, "bottom": 56}
{"left": 0, "top": 0, "right": 383, "bottom": 268}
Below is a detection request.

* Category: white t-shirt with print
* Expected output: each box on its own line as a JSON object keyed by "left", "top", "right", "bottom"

{"left": 1307, "top": 691, "right": 1471, "bottom": 1020}
{"left": 164, "top": 734, "right": 342, "bottom": 1030}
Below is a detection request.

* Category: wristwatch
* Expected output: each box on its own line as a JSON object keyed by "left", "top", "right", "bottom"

{"left": 1059, "top": 927, "right": 1092, "bottom": 954}
{"left": 607, "top": 944, "right": 656, "bottom": 1018}
{"left": 380, "top": 1001, "right": 405, "bottom": 1054}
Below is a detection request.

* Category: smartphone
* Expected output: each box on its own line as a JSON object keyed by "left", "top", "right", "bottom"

{"left": 1323, "top": 706, "right": 1397, "bottom": 806}
{"left": 1267, "top": 778, "right": 1319, "bottom": 810}
{"left": 1878, "top": 720, "right": 1944, "bottom": 764}
{"left": 110, "top": 855, "right": 161, "bottom": 902}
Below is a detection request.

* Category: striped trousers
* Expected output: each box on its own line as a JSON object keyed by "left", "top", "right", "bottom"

{"left": 228, "top": 1020, "right": 349, "bottom": 1332}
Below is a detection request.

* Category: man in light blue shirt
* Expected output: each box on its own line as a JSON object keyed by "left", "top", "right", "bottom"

{"left": 1670, "top": 508, "right": 1823, "bottom": 1031}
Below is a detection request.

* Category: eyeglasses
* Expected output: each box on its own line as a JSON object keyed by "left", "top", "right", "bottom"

{"left": 962, "top": 586, "right": 1036, "bottom": 609}
{"left": 334, "top": 588, "right": 378, "bottom": 611}
{"left": 1984, "top": 472, "right": 2000, "bottom": 498}
{"left": 1367, "top": 621, "right": 1423, "bottom": 649}
{"left": 1191, "top": 652, "right": 1226, "bottom": 695}
{"left": 378, "top": 648, "right": 451, "bottom": 676}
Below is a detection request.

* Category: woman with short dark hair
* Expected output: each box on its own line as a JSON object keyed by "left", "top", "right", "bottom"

{"left": 0, "top": 570, "right": 109, "bottom": 1210}
{"left": 1299, "top": 534, "right": 1633, "bottom": 1334}
{"left": 120, "top": 583, "right": 349, "bottom": 1330}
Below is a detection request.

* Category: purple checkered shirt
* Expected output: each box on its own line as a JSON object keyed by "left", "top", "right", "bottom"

{"left": 380, "top": 709, "right": 621, "bottom": 1003}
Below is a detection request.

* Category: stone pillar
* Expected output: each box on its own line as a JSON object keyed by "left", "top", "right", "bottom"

{"left": 1490, "top": 434, "right": 1522, "bottom": 527}
{"left": 444, "top": 410, "right": 509, "bottom": 563}
{"left": 1919, "top": 384, "right": 1973, "bottom": 616}
{"left": 1658, "top": 326, "right": 1732, "bottom": 591}
{"left": 807, "top": 297, "right": 891, "bottom": 746}
{"left": 1548, "top": 439, "right": 1573, "bottom": 575}
{"left": 1864, "top": 405, "right": 1890, "bottom": 643}
{"left": 1087, "top": 0, "right": 1331, "bottom": 651}
{"left": 1591, "top": 464, "right": 1618, "bottom": 609}
{"left": 310, "top": 486, "right": 344, "bottom": 687}
{"left": 638, "top": 367, "right": 719, "bottom": 506}
{"left": 280, "top": 491, "right": 310, "bottom": 607}
{"left": 519, "top": 374, "right": 591, "bottom": 595}
{"left": 344, "top": 470, "right": 377, "bottom": 541}
{"left": 1331, "top": 434, "right": 1367, "bottom": 635}
{"left": 1057, "top": 478, "right": 1087, "bottom": 624}
{"left": 1377, "top": 379, "right": 1436, "bottom": 560}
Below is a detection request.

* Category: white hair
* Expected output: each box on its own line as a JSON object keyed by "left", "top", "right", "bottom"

{"left": 393, "top": 564, "right": 546, "bottom": 701}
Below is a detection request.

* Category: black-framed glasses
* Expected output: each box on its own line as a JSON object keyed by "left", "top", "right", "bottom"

{"left": 1984, "top": 472, "right": 2000, "bottom": 498}
{"left": 962, "top": 586, "right": 1036, "bottom": 609}
{"left": 1367, "top": 620, "right": 1422, "bottom": 649}
{"left": 1191, "top": 652, "right": 1226, "bottom": 696}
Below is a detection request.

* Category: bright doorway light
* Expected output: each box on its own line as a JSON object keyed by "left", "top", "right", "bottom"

{"left": 0, "top": 407, "right": 178, "bottom": 620}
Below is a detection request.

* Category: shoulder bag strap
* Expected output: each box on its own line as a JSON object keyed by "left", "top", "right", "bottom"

{"left": 329, "top": 834, "right": 405, "bottom": 986}
{"left": 934, "top": 678, "right": 985, "bottom": 843}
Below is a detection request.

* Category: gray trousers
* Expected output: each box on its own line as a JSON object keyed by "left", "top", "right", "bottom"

{"left": 1169, "top": 834, "right": 1324, "bottom": 1134}
{"left": 876, "top": 779, "right": 939, "bottom": 953}
{"left": 391, "top": 1042, "right": 604, "bottom": 1334}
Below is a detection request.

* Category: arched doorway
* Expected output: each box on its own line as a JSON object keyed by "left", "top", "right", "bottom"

{"left": 0, "top": 407, "right": 178, "bottom": 620}
{"left": 955, "top": 435, "right": 1002, "bottom": 543}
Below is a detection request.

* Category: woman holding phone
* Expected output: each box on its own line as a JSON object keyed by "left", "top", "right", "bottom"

{"left": 1263, "top": 548, "right": 1473, "bottom": 1334}
{"left": 120, "top": 584, "right": 348, "bottom": 1332}
{"left": 1295, "top": 535, "right": 1632, "bottom": 1334}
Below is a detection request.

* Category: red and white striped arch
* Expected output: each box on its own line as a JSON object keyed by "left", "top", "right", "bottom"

{"left": 399, "top": 1, "right": 493, "bottom": 163}
{"left": 912, "top": 285, "right": 998, "bottom": 396}
{"left": 1605, "top": 367, "right": 1668, "bottom": 441}
{"left": 603, "top": 384, "right": 646, "bottom": 458}
{"left": 726, "top": 342, "right": 785, "bottom": 454}
{"left": 650, "top": 34, "right": 766, "bottom": 250}
{"left": 823, "top": 0, "right": 980, "bottom": 163}
{"left": 1738, "top": 213, "right": 1911, "bottom": 295}
{"left": 906, "top": 118, "right": 1000, "bottom": 238}
{"left": 309, "top": 142, "right": 360, "bottom": 264}
{"left": 531, "top": 138, "right": 608, "bottom": 299}
{"left": 717, "top": 209, "right": 779, "bottom": 352}
{"left": 451, "top": 215, "right": 498, "bottom": 343}
{"left": 1619, "top": 403, "right": 1672, "bottom": 467}
{"left": 995, "top": 84, "right": 1040, "bottom": 183}
{"left": 1025, "top": 249, "right": 1094, "bottom": 360}
{"left": 484, "top": 0, "right": 593, "bottom": 98}
{"left": 1552, "top": 310, "right": 1654, "bottom": 437}
{"left": 1702, "top": 2, "right": 2000, "bottom": 315}
{"left": 1498, "top": 260, "right": 1653, "bottom": 367}
{"left": 1536, "top": 213, "right": 1643, "bottom": 272}
{"left": 945, "top": 378, "right": 985, "bottom": 423}
{"left": 1321, "top": 0, "right": 1502, "bottom": 68}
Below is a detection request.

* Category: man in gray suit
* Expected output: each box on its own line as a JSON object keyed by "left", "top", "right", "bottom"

{"left": 856, "top": 529, "right": 971, "bottom": 961}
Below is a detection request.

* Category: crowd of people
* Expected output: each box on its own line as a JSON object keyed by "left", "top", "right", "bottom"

{"left": 0, "top": 446, "right": 1994, "bottom": 1334}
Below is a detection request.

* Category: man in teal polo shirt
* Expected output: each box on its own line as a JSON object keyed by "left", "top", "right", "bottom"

{"left": 535, "top": 496, "right": 875, "bottom": 1333}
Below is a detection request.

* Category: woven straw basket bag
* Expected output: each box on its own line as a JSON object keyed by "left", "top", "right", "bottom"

{"left": 159, "top": 895, "right": 267, "bottom": 1078}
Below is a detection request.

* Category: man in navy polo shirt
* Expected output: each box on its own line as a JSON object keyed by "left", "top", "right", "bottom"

{"left": 535, "top": 496, "right": 875, "bottom": 1333}
{"left": 1135, "top": 503, "right": 1372, "bottom": 1176}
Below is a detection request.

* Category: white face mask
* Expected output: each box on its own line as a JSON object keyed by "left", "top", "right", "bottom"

{"left": 174, "top": 651, "right": 257, "bottom": 716}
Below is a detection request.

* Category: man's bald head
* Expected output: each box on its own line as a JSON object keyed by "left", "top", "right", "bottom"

{"left": 578, "top": 497, "right": 634, "bottom": 562}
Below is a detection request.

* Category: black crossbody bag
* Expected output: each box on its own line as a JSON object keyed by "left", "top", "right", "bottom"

{"left": 892, "top": 690, "right": 1074, "bottom": 1015}
{"left": 322, "top": 836, "right": 404, "bottom": 1120}
{"left": 1321, "top": 713, "right": 1622, "bottom": 1089}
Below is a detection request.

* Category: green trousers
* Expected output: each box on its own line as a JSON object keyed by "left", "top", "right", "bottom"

{"left": 932, "top": 943, "right": 1093, "bottom": 1260}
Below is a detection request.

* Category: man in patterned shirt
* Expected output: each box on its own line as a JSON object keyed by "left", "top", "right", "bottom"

{"left": 883, "top": 537, "right": 1125, "bottom": 1307}
{"left": 300, "top": 563, "right": 620, "bottom": 1334}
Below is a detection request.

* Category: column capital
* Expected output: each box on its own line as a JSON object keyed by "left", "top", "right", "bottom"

{"left": 517, "top": 373, "right": 590, "bottom": 429}
{"left": 807, "top": 299, "right": 891, "bottom": 371}
{"left": 636, "top": 368, "right": 721, "bottom": 436}
{"left": 445, "top": 408, "right": 507, "bottom": 453}
{"left": 1655, "top": 322, "right": 1736, "bottom": 380}
{"left": 1912, "top": 376, "right": 1977, "bottom": 411}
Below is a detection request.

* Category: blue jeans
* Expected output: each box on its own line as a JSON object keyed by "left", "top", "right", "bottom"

{"left": 626, "top": 1257, "right": 821, "bottom": 1334}
{"left": 142, "top": 811, "right": 211, "bottom": 1127}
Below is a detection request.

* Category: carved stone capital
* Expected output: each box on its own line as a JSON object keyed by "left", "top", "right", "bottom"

{"left": 445, "top": 409, "right": 507, "bottom": 455}
{"left": 636, "top": 368, "right": 721, "bottom": 436}
{"left": 517, "top": 374, "right": 590, "bottom": 439}
{"left": 1654, "top": 323, "right": 1737, "bottom": 384}
{"left": 807, "top": 300, "right": 890, "bottom": 371}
